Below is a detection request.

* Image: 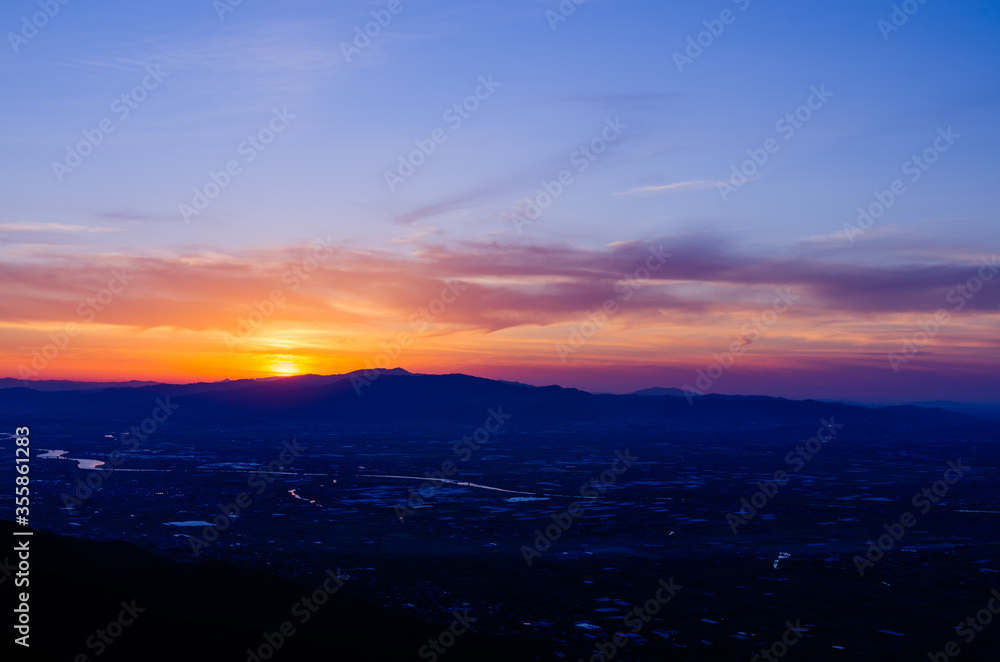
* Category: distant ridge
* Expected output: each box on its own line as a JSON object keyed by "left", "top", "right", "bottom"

{"left": 630, "top": 386, "right": 694, "bottom": 398}
{"left": 0, "top": 368, "right": 988, "bottom": 433}
{"left": 0, "top": 369, "right": 415, "bottom": 393}
{"left": 0, "top": 377, "right": 161, "bottom": 391}
{"left": 901, "top": 400, "right": 1000, "bottom": 420}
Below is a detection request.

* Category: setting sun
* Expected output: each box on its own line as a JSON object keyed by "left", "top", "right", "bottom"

{"left": 269, "top": 361, "right": 300, "bottom": 376}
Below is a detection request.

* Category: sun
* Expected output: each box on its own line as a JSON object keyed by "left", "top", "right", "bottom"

{"left": 269, "top": 361, "right": 301, "bottom": 376}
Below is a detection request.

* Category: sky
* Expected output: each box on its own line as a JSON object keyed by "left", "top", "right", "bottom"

{"left": 1, "top": 0, "right": 998, "bottom": 403}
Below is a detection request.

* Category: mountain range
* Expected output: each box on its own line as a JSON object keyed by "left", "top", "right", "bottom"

{"left": 0, "top": 368, "right": 992, "bottom": 431}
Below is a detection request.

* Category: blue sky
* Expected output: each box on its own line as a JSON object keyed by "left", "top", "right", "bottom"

{"left": 3, "top": 0, "right": 996, "bottom": 253}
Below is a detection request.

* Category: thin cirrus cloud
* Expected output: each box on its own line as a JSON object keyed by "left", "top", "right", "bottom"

{"left": 3, "top": 233, "right": 998, "bottom": 333}
{"left": 613, "top": 180, "right": 725, "bottom": 196}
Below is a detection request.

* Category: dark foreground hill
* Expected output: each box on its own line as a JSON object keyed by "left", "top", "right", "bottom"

{"left": 0, "top": 519, "right": 546, "bottom": 662}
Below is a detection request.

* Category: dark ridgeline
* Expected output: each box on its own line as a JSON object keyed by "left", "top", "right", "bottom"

{"left": 0, "top": 368, "right": 988, "bottom": 431}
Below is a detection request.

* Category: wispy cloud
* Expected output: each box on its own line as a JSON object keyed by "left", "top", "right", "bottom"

{"left": 613, "top": 180, "right": 723, "bottom": 196}
{"left": 5, "top": 233, "right": 998, "bottom": 335}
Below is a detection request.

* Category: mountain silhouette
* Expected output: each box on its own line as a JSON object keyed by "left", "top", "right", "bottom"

{"left": 0, "top": 369, "right": 985, "bottom": 433}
